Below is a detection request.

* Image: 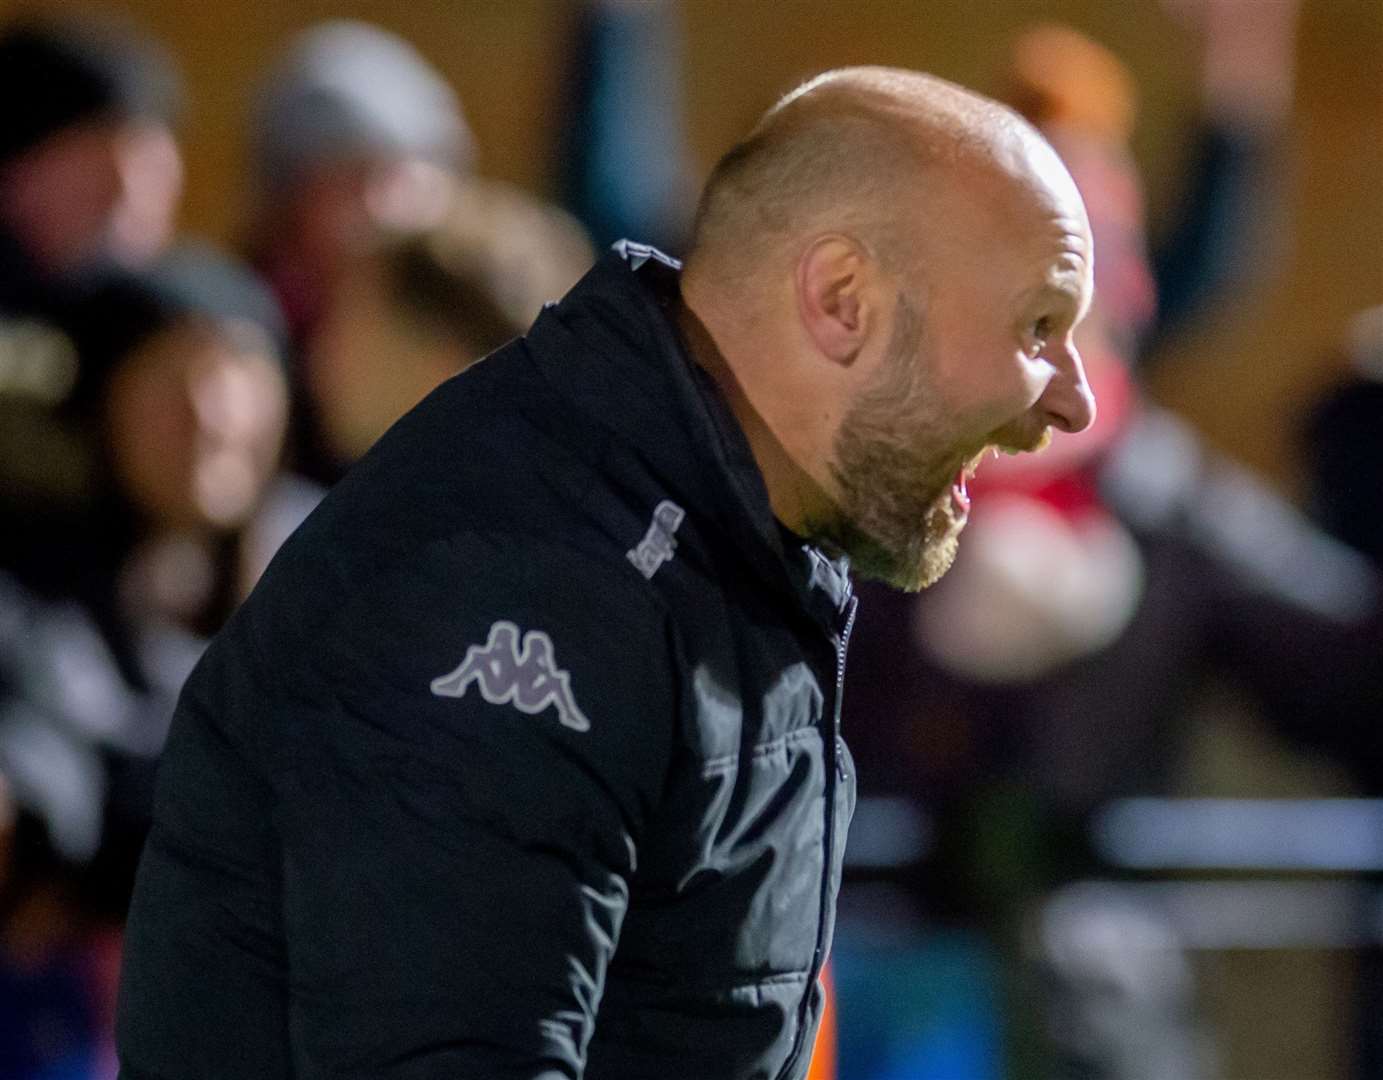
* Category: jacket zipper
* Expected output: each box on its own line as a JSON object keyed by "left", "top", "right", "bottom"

{"left": 776, "top": 592, "right": 858, "bottom": 1080}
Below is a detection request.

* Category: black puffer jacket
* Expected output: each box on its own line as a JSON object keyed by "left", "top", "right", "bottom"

{"left": 117, "top": 243, "right": 857, "bottom": 1080}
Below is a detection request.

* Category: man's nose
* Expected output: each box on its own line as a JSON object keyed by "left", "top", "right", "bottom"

{"left": 1039, "top": 345, "right": 1096, "bottom": 434}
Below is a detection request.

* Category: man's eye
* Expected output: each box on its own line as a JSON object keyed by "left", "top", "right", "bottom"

{"left": 1026, "top": 316, "right": 1052, "bottom": 358}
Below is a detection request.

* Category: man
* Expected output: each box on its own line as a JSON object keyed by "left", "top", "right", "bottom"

{"left": 116, "top": 67, "right": 1094, "bottom": 1080}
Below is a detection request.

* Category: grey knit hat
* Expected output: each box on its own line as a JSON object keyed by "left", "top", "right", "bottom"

{"left": 0, "top": 14, "right": 181, "bottom": 168}
{"left": 249, "top": 19, "right": 473, "bottom": 199}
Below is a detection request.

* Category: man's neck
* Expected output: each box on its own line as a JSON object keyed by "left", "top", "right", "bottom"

{"left": 674, "top": 288, "right": 832, "bottom": 540}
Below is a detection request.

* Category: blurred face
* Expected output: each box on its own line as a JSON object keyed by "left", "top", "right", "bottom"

{"left": 107, "top": 120, "right": 185, "bottom": 268}
{"left": 0, "top": 117, "right": 182, "bottom": 275}
{"left": 266, "top": 160, "right": 457, "bottom": 349}
{"left": 285, "top": 157, "right": 454, "bottom": 268}
{"left": 822, "top": 157, "right": 1096, "bottom": 591}
{"left": 0, "top": 120, "right": 125, "bottom": 274}
{"left": 106, "top": 320, "right": 288, "bottom": 531}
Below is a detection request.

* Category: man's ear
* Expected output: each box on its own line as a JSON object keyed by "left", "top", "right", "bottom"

{"left": 795, "top": 235, "right": 874, "bottom": 367}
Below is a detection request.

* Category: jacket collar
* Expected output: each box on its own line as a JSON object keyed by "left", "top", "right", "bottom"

{"left": 525, "top": 241, "right": 852, "bottom": 630}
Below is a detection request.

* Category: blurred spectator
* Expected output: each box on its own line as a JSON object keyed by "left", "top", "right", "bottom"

{"left": 306, "top": 178, "right": 593, "bottom": 469}
{"left": 3, "top": 244, "right": 301, "bottom": 608}
{"left": 245, "top": 19, "right": 473, "bottom": 483}
{"left": 0, "top": 244, "right": 308, "bottom": 1076}
{"left": 246, "top": 17, "right": 472, "bottom": 340}
{"left": 1, "top": 13, "right": 186, "bottom": 565}
{"left": 0, "top": 14, "right": 183, "bottom": 291}
{"left": 1002, "top": 1, "right": 1294, "bottom": 361}
{"left": 1, "top": 242, "right": 304, "bottom": 898}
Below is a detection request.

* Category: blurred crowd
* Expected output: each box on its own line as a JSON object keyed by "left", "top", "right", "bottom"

{"left": 0, "top": 3, "right": 1379, "bottom": 1079}
{"left": 0, "top": 11, "right": 600, "bottom": 1075}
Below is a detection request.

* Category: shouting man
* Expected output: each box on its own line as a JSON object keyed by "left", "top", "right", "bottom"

{"left": 117, "top": 67, "right": 1094, "bottom": 1080}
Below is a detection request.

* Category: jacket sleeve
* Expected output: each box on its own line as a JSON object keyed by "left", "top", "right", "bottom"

{"left": 276, "top": 535, "right": 677, "bottom": 1078}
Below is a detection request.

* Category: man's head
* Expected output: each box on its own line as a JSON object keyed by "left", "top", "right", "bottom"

{"left": 681, "top": 66, "right": 1096, "bottom": 590}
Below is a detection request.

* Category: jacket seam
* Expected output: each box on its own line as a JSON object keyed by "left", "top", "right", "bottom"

{"left": 701, "top": 726, "right": 821, "bottom": 775}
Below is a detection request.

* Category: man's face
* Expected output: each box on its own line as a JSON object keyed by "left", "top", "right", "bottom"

{"left": 824, "top": 291, "right": 973, "bottom": 590}
{"left": 820, "top": 172, "right": 1095, "bottom": 591}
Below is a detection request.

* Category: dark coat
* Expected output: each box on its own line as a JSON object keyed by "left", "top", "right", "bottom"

{"left": 116, "top": 243, "right": 857, "bottom": 1080}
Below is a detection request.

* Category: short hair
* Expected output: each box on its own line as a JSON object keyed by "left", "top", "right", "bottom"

{"left": 688, "top": 67, "right": 1028, "bottom": 281}
{"left": 691, "top": 111, "right": 919, "bottom": 277}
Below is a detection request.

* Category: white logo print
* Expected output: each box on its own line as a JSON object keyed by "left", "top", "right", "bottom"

{"left": 627, "top": 500, "right": 685, "bottom": 580}
{"left": 430, "top": 621, "right": 590, "bottom": 731}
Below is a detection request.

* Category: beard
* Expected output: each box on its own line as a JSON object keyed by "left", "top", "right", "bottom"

{"left": 810, "top": 292, "right": 973, "bottom": 592}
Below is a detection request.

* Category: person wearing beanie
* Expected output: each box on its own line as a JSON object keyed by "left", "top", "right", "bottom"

{"left": 5, "top": 243, "right": 303, "bottom": 625}
{"left": 245, "top": 19, "right": 473, "bottom": 350}
{"left": 0, "top": 14, "right": 183, "bottom": 293}
{"left": 0, "top": 13, "right": 187, "bottom": 544}
{"left": 242, "top": 19, "right": 475, "bottom": 486}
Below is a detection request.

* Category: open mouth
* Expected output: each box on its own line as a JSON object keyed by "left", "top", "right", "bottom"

{"left": 947, "top": 429, "right": 1055, "bottom": 518}
{"left": 949, "top": 447, "right": 992, "bottom": 517}
{"left": 950, "top": 470, "right": 971, "bottom": 516}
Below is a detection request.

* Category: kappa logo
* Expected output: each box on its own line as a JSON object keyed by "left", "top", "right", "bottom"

{"left": 627, "top": 499, "right": 685, "bottom": 580}
{"left": 430, "top": 621, "right": 590, "bottom": 731}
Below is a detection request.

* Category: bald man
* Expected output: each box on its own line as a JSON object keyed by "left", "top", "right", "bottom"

{"left": 116, "top": 68, "right": 1095, "bottom": 1080}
